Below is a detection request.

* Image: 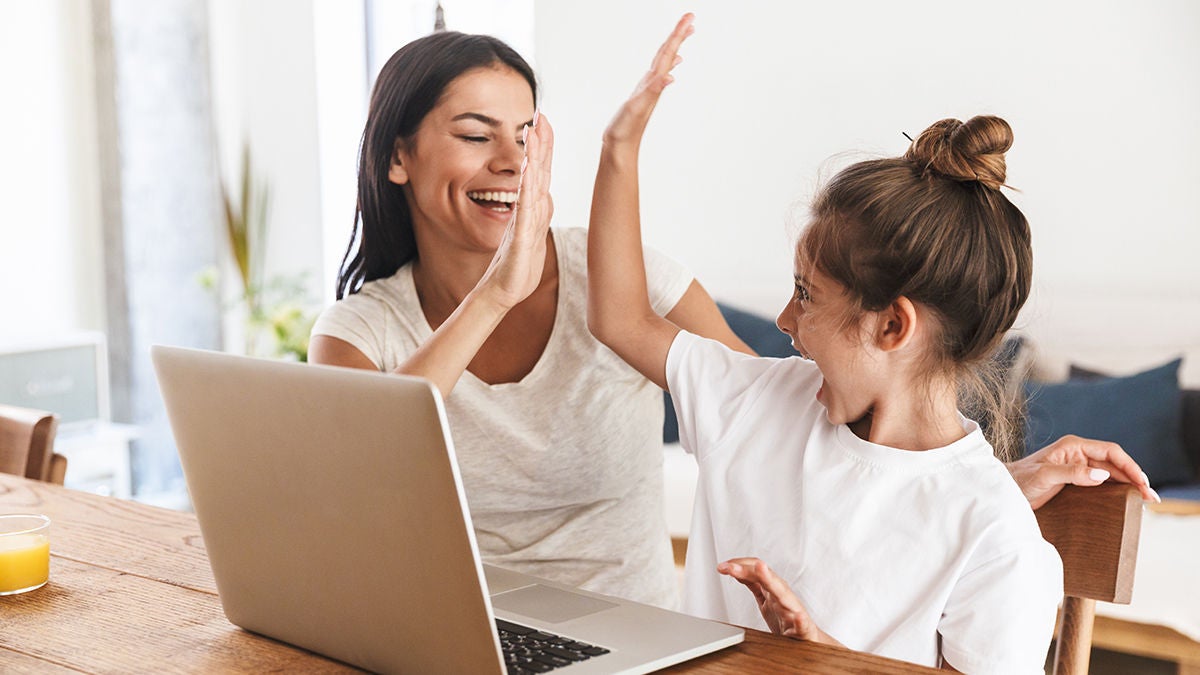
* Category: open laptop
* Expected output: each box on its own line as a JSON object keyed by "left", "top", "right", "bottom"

{"left": 151, "top": 345, "right": 743, "bottom": 674}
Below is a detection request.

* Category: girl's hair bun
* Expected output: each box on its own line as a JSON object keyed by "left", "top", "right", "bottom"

{"left": 904, "top": 115, "right": 1013, "bottom": 190}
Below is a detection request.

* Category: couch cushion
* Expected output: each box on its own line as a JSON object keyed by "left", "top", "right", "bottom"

{"left": 1157, "top": 484, "right": 1200, "bottom": 501}
{"left": 1185, "top": 389, "right": 1200, "bottom": 477}
{"left": 1025, "top": 358, "right": 1193, "bottom": 487}
{"left": 1072, "top": 364, "right": 1200, "bottom": 480}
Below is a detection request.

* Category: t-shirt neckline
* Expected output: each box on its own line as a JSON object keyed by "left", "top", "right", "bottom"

{"left": 832, "top": 416, "right": 986, "bottom": 471}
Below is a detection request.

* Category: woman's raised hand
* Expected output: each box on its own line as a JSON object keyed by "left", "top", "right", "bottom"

{"left": 602, "top": 13, "right": 695, "bottom": 149}
{"left": 481, "top": 113, "right": 555, "bottom": 309}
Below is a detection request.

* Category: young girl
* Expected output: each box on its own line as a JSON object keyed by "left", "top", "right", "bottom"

{"left": 587, "top": 14, "right": 1062, "bottom": 672}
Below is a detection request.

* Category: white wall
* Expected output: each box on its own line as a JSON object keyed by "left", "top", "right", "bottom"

{"left": 5, "top": 0, "right": 1197, "bottom": 376}
{"left": 0, "top": 0, "right": 104, "bottom": 341}
{"left": 207, "top": 0, "right": 324, "bottom": 309}
{"left": 534, "top": 1, "right": 1200, "bottom": 336}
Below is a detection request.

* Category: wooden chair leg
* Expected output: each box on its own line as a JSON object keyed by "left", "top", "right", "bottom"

{"left": 1054, "top": 596, "right": 1097, "bottom": 675}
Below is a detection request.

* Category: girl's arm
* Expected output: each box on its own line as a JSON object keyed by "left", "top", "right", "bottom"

{"left": 587, "top": 14, "right": 697, "bottom": 389}
{"left": 312, "top": 117, "right": 555, "bottom": 398}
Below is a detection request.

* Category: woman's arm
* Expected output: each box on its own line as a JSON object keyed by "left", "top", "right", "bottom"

{"left": 311, "top": 118, "right": 555, "bottom": 398}
{"left": 666, "top": 281, "right": 755, "bottom": 357}
{"left": 587, "top": 14, "right": 697, "bottom": 389}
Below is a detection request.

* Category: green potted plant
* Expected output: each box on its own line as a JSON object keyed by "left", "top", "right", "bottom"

{"left": 201, "top": 145, "right": 316, "bottom": 361}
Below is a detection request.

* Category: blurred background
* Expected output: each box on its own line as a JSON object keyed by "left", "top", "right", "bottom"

{"left": 1, "top": 0, "right": 1197, "bottom": 508}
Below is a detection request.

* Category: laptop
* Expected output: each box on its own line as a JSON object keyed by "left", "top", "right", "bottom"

{"left": 151, "top": 345, "right": 743, "bottom": 674}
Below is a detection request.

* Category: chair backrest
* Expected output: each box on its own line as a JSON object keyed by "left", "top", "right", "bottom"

{"left": 1035, "top": 483, "right": 1143, "bottom": 675}
{"left": 0, "top": 403, "right": 66, "bottom": 485}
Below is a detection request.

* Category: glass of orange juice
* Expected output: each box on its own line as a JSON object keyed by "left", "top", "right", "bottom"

{"left": 0, "top": 514, "right": 51, "bottom": 595}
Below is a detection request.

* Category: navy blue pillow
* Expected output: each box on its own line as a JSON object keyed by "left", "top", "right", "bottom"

{"left": 1023, "top": 358, "right": 1192, "bottom": 486}
{"left": 662, "top": 303, "right": 794, "bottom": 444}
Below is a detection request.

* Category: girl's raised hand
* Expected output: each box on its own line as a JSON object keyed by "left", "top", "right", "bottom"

{"left": 602, "top": 13, "right": 695, "bottom": 149}
{"left": 481, "top": 112, "right": 555, "bottom": 309}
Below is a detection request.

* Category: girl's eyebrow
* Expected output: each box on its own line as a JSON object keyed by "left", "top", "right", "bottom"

{"left": 450, "top": 112, "right": 534, "bottom": 132}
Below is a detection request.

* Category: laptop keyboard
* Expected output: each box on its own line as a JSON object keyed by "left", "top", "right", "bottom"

{"left": 496, "top": 618, "right": 611, "bottom": 673}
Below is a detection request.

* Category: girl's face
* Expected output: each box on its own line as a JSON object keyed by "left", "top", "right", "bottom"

{"left": 776, "top": 261, "right": 882, "bottom": 426}
{"left": 389, "top": 65, "right": 536, "bottom": 254}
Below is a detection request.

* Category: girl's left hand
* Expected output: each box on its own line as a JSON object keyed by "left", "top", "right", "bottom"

{"left": 602, "top": 13, "right": 695, "bottom": 150}
{"left": 718, "top": 557, "right": 830, "bottom": 643}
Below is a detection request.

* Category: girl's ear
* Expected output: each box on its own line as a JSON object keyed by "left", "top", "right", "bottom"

{"left": 876, "top": 296, "right": 918, "bottom": 353}
{"left": 388, "top": 139, "right": 409, "bottom": 185}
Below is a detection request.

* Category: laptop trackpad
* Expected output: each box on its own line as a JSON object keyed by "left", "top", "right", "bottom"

{"left": 492, "top": 584, "right": 618, "bottom": 624}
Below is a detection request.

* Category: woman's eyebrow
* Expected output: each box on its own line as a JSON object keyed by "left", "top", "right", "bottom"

{"left": 450, "top": 112, "right": 535, "bottom": 131}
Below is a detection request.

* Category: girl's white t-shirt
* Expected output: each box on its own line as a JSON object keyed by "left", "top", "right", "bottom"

{"left": 311, "top": 227, "right": 693, "bottom": 608}
{"left": 667, "top": 330, "right": 1063, "bottom": 674}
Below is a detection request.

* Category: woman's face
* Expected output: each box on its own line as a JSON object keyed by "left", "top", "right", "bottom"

{"left": 390, "top": 65, "right": 536, "bottom": 255}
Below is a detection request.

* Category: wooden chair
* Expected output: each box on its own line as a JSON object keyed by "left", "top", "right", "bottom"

{"left": 1036, "top": 483, "right": 1143, "bottom": 675}
{"left": 0, "top": 403, "right": 68, "bottom": 485}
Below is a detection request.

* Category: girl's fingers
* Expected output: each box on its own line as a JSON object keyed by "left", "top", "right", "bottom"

{"left": 651, "top": 13, "right": 694, "bottom": 74}
{"left": 752, "top": 560, "right": 801, "bottom": 608}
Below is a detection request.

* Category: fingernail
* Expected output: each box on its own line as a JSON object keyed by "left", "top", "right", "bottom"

{"left": 1141, "top": 471, "right": 1151, "bottom": 487}
{"left": 521, "top": 155, "right": 528, "bottom": 173}
{"left": 522, "top": 124, "right": 529, "bottom": 144}
{"left": 1089, "top": 468, "right": 1110, "bottom": 482}
{"left": 1148, "top": 487, "right": 1162, "bottom": 503}
{"left": 533, "top": 108, "right": 540, "bottom": 127}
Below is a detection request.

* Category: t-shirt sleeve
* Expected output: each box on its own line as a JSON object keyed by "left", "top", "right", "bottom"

{"left": 938, "top": 538, "right": 1063, "bottom": 674}
{"left": 643, "top": 243, "right": 694, "bottom": 316}
{"left": 310, "top": 296, "right": 388, "bottom": 370}
{"left": 665, "top": 330, "right": 782, "bottom": 459}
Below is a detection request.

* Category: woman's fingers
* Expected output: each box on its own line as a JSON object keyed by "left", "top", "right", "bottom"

{"left": 532, "top": 113, "right": 554, "bottom": 196}
{"left": 504, "top": 114, "right": 553, "bottom": 274}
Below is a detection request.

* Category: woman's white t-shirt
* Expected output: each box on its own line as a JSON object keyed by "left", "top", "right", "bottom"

{"left": 667, "top": 330, "right": 1063, "bottom": 673}
{"left": 311, "top": 227, "right": 693, "bottom": 608}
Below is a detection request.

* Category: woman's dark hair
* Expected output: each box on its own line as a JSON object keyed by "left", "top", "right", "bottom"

{"left": 801, "top": 115, "right": 1032, "bottom": 459}
{"left": 336, "top": 32, "right": 537, "bottom": 299}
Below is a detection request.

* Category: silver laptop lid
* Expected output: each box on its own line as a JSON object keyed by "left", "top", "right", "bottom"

{"left": 152, "top": 345, "right": 504, "bottom": 674}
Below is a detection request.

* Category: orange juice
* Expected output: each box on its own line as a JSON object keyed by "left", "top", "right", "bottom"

{"left": 0, "top": 515, "right": 51, "bottom": 595}
{"left": 0, "top": 534, "right": 50, "bottom": 593}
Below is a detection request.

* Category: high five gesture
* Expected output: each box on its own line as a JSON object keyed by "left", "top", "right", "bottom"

{"left": 588, "top": 14, "right": 697, "bottom": 388}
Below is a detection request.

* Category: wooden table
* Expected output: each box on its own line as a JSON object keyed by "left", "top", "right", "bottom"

{"left": 0, "top": 474, "right": 936, "bottom": 674}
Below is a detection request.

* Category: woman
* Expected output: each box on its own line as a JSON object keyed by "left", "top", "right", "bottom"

{"left": 310, "top": 30, "right": 1158, "bottom": 609}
